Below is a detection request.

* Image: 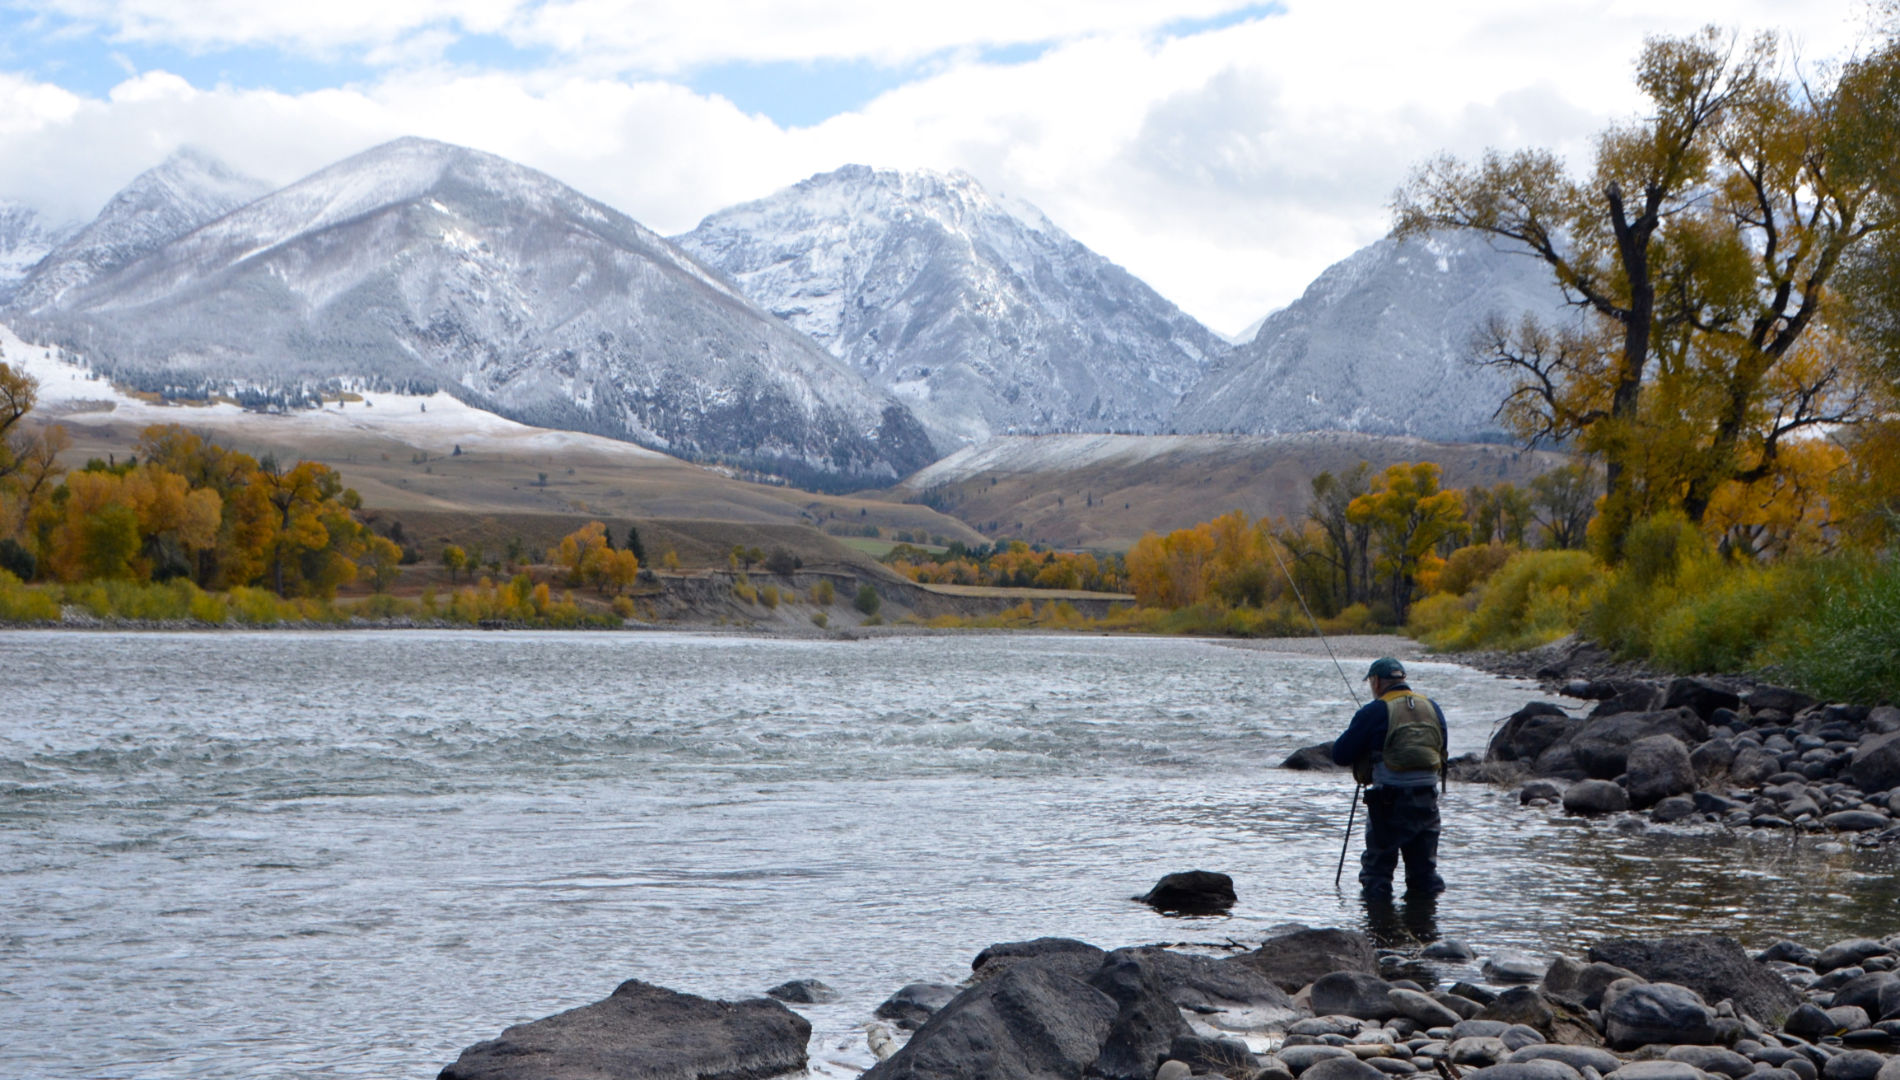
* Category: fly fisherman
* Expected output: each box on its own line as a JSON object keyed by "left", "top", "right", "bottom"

{"left": 1330, "top": 657, "right": 1448, "bottom": 897}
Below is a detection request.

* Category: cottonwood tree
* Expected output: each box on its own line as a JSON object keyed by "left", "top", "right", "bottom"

{"left": 1347, "top": 462, "right": 1467, "bottom": 621}
{"left": 1395, "top": 27, "right": 1898, "bottom": 558}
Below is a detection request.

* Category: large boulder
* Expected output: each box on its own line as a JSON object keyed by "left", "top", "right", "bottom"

{"left": 1113, "top": 947, "right": 1302, "bottom": 1025}
{"left": 1745, "top": 686, "right": 1818, "bottom": 715}
{"left": 876, "top": 984, "right": 960, "bottom": 1030}
{"left": 1490, "top": 704, "right": 1579, "bottom": 763}
{"left": 1136, "top": 871, "right": 1236, "bottom": 915}
{"left": 1283, "top": 743, "right": 1343, "bottom": 771}
{"left": 1086, "top": 950, "right": 1194, "bottom": 1080}
{"left": 1562, "top": 779, "right": 1629, "bottom": 815}
{"left": 1311, "top": 971, "right": 1398, "bottom": 1021}
{"left": 1688, "top": 738, "right": 1737, "bottom": 781}
{"left": 862, "top": 963, "right": 1118, "bottom": 1080}
{"left": 1588, "top": 935, "right": 1801, "bottom": 1026}
{"left": 972, "top": 938, "right": 1107, "bottom": 982}
{"left": 1589, "top": 684, "right": 1664, "bottom": 718}
{"left": 1624, "top": 736, "right": 1697, "bottom": 809}
{"left": 1601, "top": 981, "right": 1715, "bottom": 1049}
{"left": 1238, "top": 928, "right": 1380, "bottom": 993}
{"left": 1850, "top": 731, "right": 1900, "bottom": 794}
{"left": 1729, "top": 745, "right": 1781, "bottom": 786}
{"left": 1664, "top": 677, "right": 1743, "bottom": 720}
{"left": 1572, "top": 711, "right": 1709, "bottom": 780}
{"left": 437, "top": 980, "right": 810, "bottom": 1080}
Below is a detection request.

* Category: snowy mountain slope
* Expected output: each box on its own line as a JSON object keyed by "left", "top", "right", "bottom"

{"left": 1173, "top": 233, "right": 1576, "bottom": 442}
{"left": 677, "top": 165, "right": 1227, "bottom": 447}
{"left": 0, "top": 202, "right": 78, "bottom": 300}
{"left": 10, "top": 138, "right": 936, "bottom": 488}
{"left": 6, "top": 148, "right": 273, "bottom": 315}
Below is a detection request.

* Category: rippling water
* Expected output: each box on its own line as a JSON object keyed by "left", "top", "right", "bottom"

{"left": 3, "top": 630, "right": 1895, "bottom": 1080}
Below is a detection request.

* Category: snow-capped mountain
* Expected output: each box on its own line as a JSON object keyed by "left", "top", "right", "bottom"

{"left": 0, "top": 202, "right": 77, "bottom": 300}
{"left": 6, "top": 147, "right": 273, "bottom": 315}
{"left": 1173, "top": 233, "right": 1575, "bottom": 442}
{"left": 677, "top": 165, "right": 1227, "bottom": 448}
{"left": 9, "top": 138, "right": 936, "bottom": 488}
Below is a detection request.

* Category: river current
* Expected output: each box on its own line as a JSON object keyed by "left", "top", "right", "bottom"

{"left": 3, "top": 630, "right": 1896, "bottom": 1079}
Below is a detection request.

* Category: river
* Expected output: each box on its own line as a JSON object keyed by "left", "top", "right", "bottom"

{"left": 2, "top": 630, "right": 1895, "bottom": 1079}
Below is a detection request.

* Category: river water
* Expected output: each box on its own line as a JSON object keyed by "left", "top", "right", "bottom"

{"left": 3, "top": 630, "right": 1896, "bottom": 1080}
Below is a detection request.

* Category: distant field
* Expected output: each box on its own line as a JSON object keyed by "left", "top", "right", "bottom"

{"left": 837, "top": 537, "right": 950, "bottom": 558}
{"left": 913, "top": 582, "right": 1133, "bottom": 602}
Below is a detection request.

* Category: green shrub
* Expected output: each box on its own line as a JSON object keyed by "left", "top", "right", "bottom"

{"left": 1443, "top": 549, "right": 1599, "bottom": 651}
{"left": 854, "top": 584, "right": 881, "bottom": 616}
{"left": 760, "top": 584, "right": 780, "bottom": 609}
{"left": 1583, "top": 513, "right": 1715, "bottom": 657}
{"left": 810, "top": 611, "right": 828, "bottom": 629}
{"left": 0, "top": 570, "right": 60, "bottom": 622}
{"left": 1762, "top": 553, "right": 1900, "bottom": 703}
{"left": 1647, "top": 564, "right": 1790, "bottom": 673}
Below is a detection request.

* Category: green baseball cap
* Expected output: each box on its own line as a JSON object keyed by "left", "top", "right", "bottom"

{"left": 1364, "top": 657, "right": 1406, "bottom": 680}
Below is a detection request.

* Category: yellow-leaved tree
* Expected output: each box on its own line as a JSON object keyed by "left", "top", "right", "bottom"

{"left": 1347, "top": 462, "right": 1467, "bottom": 621}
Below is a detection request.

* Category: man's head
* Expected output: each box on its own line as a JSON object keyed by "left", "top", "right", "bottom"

{"left": 1364, "top": 657, "right": 1406, "bottom": 694}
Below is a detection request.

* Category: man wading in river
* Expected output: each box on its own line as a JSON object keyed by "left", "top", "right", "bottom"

{"left": 1331, "top": 658, "right": 1448, "bottom": 897}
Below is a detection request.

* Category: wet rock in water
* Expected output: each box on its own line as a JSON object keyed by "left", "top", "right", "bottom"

{"left": 1828, "top": 971, "right": 1900, "bottom": 1017}
{"left": 1563, "top": 780, "right": 1630, "bottom": 815}
{"left": 1758, "top": 941, "right": 1821, "bottom": 968}
{"left": 1492, "top": 704, "right": 1580, "bottom": 762}
{"left": 1167, "top": 1034, "right": 1259, "bottom": 1074}
{"left": 1390, "top": 987, "right": 1462, "bottom": 1028}
{"left": 1816, "top": 938, "right": 1892, "bottom": 974}
{"left": 1650, "top": 796, "right": 1699, "bottom": 823}
{"left": 1239, "top": 927, "right": 1381, "bottom": 993}
{"left": 1624, "top": 735, "right": 1697, "bottom": 808}
{"left": 1312, "top": 971, "right": 1399, "bottom": 1021}
{"left": 1464, "top": 1063, "right": 1585, "bottom": 1080}
{"left": 1821, "top": 1051, "right": 1889, "bottom": 1080}
{"left": 1510, "top": 1045, "right": 1621, "bottom": 1074}
{"left": 1850, "top": 731, "right": 1900, "bottom": 794}
{"left": 1424, "top": 939, "right": 1479, "bottom": 960}
{"left": 1285, "top": 742, "right": 1344, "bottom": 770}
{"left": 1280, "top": 1045, "right": 1359, "bottom": 1073}
{"left": 1573, "top": 710, "right": 1708, "bottom": 779}
{"left": 1588, "top": 935, "right": 1800, "bottom": 1026}
{"left": 1303, "top": 1057, "right": 1390, "bottom": 1080}
{"left": 1664, "top": 677, "right": 1743, "bottom": 720}
{"left": 862, "top": 963, "right": 1117, "bottom": 1080}
{"left": 1522, "top": 780, "right": 1568, "bottom": 805}
{"left": 971, "top": 937, "right": 1107, "bottom": 983}
{"left": 1485, "top": 952, "right": 1550, "bottom": 984}
{"left": 436, "top": 979, "right": 810, "bottom": 1080}
{"left": 875, "top": 983, "right": 961, "bottom": 1029}
{"left": 1663, "top": 1046, "right": 1753, "bottom": 1078}
{"left": 1135, "top": 870, "right": 1236, "bottom": 915}
{"left": 765, "top": 978, "right": 838, "bottom": 1004}
{"left": 1601, "top": 981, "right": 1716, "bottom": 1049}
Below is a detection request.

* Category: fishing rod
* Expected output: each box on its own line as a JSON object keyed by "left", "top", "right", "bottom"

{"left": 1264, "top": 539, "right": 1364, "bottom": 890}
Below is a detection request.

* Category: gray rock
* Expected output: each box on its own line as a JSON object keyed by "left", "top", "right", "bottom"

{"left": 1313, "top": 972, "right": 1399, "bottom": 1021}
{"left": 1136, "top": 870, "right": 1237, "bottom": 915}
{"left": 1689, "top": 739, "right": 1738, "bottom": 780}
{"left": 1602, "top": 982, "right": 1716, "bottom": 1049}
{"left": 973, "top": 937, "right": 1107, "bottom": 977}
{"left": 1564, "top": 780, "right": 1630, "bottom": 815}
{"left": 1745, "top": 687, "right": 1818, "bottom": 715}
{"left": 1425, "top": 940, "right": 1479, "bottom": 960}
{"left": 1827, "top": 972, "right": 1899, "bottom": 1018}
{"left": 1573, "top": 962, "right": 1645, "bottom": 1010}
{"left": 1543, "top": 957, "right": 1587, "bottom": 999}
{"left": 1085, "top": 950, "right": 1194, "bottom": 1080}
{"left": 1485, "top": 952, "right": 1550, "bottom": 984}
{"left": 1450, "top": 1037, "right": 1513, "bottom": 1066}
{"left": 1729, "top": 746, "right": 1781, "bottom": 786}
{"left": 1825, "top": 1005, "right": 1871, "bottom": 1032}
{"left": 1573, "top": 710, "right": 1709, "bottom": 779}
{"left": 1606, "top": 1063, "right": 1711, "bottom": 1080}
{"left": 1758, "top": 941, "right": 1820, "bottom": 968}
{"left": 1625, "top": 735, "right": 1697, "bottom": 809}
{"left": 1589, "top": 686, "right": 1665, "bottom": 720}
{"left": 1303, "top": 1057, "right": 1390, "bottom": 1080}
{"left": 1285, "top": 743, "right": 1346, "bottom": 771}
{"left": 1288, "top": 1017, "right": 1364, "bottom": 1037}
{"left": 1588, "top": 936, "right": 1801, "bottom": 1026}
{"left": 1110, "top": 947, "right": 1302, "bottom": 1025}
{"left": 1523, "top": 780, "right": 1569, "bottom": 805}
{"left": 1391, "top": 988, "right": 1463, "bottom": 1028}
{"left": 1167, "top": 1034, "right": 1259, "bottom": 1075}
{"left": 1816, "top": 939, "right": 1891, "bottom": 974}
{"left": 1477, "top": 988, "right": 1555, "bottom": 1032}
{"left": 1665, "top": 677, "right": 1743, "bottom": 720}
{"left": 1753, "top": 1070, "right": 1803, "bottom": 1080}
{"left": 1156, "top": 1061, "right": 1192, "bottom": 1080}
{"left": 1782, "top": 1002, "right": 1839, "bottom": 1040}
{"left": 437, "top": 979, "right": 810, "bottom": 1080}
{"left": 1651, "top": 796, "right": 1700, "bottom": 823}
{"left": 1368, "top": 1057, "right": 1420, "bottom": 1074}
{"left": 1492, "top": 704, "right": 1581, "bottom": 763}
{"left": 1434, "top": 991, "right": 1485, "bottom": 1020}
{"left": 1260, "top": 1057, "right": 1299, "bottom": 1080}
{"left": 1465, "top": 1063, "right": 1585, "bottom": 1080}
{"left": 875, "top": 983, "right": 962, "bottom": 1029}
{"left": 1280, "top": 1045, "right": 1359, "bottom": 1072}
{"left": 1821, "top": 1051, "right": 1888, "bottom": 1080}
{"left": 1501, "top": 1024, "right": 1547, "bottom": 1050}
{"left": 1511, "top": 1046, "right": 1622, "bottom": 1073}
{"left": 765, "top": 979, "right": 838, "bottom": 1004}
{"left": 1663, "top": 1047, "right": 1752, "bottom": 1078}
{"left": 1240, "top": 928, "right": 1381, "bottom": 993}
{"left": 1452, "top": 1020, "right": 1513, "bottom": 1040}
{"left": 862, "top": 963, "right": 1117, "bottom": 1080}
{"left": 1874, "top": 1058, "right": 1900, "bottom": 1080}
{"left": 1849, "top": 731, "right": 1900, "bottom": 794}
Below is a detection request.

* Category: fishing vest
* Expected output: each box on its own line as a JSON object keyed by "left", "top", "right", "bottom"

{"left": 1352, "top": 689, "right": 1446, "bottom": 785}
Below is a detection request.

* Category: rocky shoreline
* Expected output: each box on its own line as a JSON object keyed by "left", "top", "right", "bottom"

{"left": 435, "top": 922, "right": 1900, "bottom": 1080}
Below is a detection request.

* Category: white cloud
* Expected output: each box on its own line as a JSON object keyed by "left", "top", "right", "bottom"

{"left": 0, "top": 0, "right": 1874, "bottom": 334}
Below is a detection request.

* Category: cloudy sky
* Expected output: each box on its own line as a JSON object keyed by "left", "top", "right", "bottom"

{"left": 0, "top": 0, "right": 1876, "bottom": 335}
